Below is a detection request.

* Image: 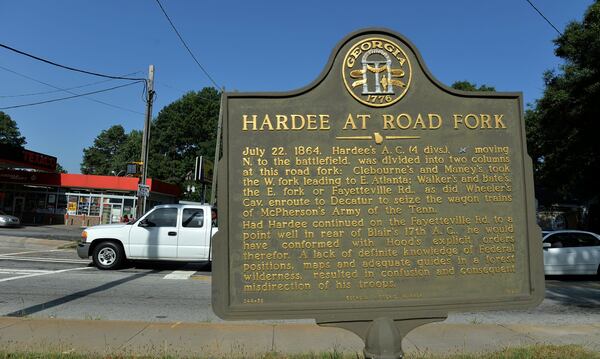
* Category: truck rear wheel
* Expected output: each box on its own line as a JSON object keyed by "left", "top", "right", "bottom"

{"left": 92, "top": 241, "right": 124, "bottom": 270}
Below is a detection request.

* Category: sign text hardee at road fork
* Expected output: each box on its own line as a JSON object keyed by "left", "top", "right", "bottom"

{"left": 212, "top": 29, "right": 544, "bottom": 322}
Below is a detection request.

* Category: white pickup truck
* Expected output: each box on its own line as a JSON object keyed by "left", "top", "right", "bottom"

{"left": 77, "top": 204, "right": 217, "bottom": 269}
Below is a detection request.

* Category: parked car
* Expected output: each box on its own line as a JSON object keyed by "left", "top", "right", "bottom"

{"left": 542, "top": 230, "right": 600, "bottom": 276}
{"left": 0, "top": 210, "right": 20, "bottom": 227}
{"left": 77, "top": 204, "right": 217, "bottom": 269}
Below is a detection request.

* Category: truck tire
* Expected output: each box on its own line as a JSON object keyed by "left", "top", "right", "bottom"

{"left": 92, "top": 241, "right": 124, "bottom": 270}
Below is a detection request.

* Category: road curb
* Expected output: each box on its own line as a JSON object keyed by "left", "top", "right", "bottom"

{"left": 1, "top": 317, "right": 599, "bottom": 357}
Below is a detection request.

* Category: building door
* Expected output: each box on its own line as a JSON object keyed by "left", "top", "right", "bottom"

{"left": 13, "top": 197, "right": 25, "bottom": 218}
{"left": 110, "top": 204, "right": 122, "bottom": 224}
{"left": 101, "top": 203, "right": 111, "bottom": 224}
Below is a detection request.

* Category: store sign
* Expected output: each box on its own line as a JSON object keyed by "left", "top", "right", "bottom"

{"left": 0, "top": 144, "right": 57, "bottom": 172}
{"left": 212, "top": 29, "right": 544, "bottom": 323}
{"left": 67, "top": 202, "right": 77, "bottom": 215}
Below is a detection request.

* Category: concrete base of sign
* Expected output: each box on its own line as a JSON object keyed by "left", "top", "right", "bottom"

{"left": 319, "top": 315, "right": 448, "bottom": 358}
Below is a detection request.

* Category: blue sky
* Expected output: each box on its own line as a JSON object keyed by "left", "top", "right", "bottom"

{"left": 0, "top": 0, "right": 594, "bottom": 174}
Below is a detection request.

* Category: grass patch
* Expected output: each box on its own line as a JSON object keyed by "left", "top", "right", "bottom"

{"left": 0, "top": 345, "right": 599, "bottom": 359}
{"left": 454, "top": 344, "right": 600, "bottom": 359}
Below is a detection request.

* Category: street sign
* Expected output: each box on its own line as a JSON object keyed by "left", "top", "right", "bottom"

{"left": 137, "top": 184, "right": 150, "bottom": 197}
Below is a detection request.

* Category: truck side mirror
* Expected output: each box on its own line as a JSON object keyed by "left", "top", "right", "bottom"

{"left": 542, "top": 242, "right": 551, "bottom": 250}
{"left": 138, "top": 219, "right": 152, "bottom": 227}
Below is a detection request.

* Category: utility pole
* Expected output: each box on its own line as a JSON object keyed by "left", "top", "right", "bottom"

{"left": 137, "top": 65, "right": 155, "bottom": 219}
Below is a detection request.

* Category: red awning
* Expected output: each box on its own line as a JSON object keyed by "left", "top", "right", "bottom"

{"left": 0, "top": 170, "right": 180, "bottom": 197}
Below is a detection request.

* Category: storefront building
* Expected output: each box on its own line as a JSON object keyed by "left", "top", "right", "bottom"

{"left": 0, "top": 170, "right": 180, "bottom": 227}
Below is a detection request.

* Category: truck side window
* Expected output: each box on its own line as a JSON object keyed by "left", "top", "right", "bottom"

{"left": 145, "top": 208, "right": 178, "bottom": 227}
{"left": 182, "top": 208, "right": 204, "bottom": 228}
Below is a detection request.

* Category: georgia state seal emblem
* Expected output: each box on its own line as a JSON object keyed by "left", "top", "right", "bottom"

{"left": 342, "top": 37, "right": 412, "bottom": 107}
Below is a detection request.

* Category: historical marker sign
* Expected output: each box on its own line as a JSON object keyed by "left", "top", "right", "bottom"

{"left": 212, "top": 29, "right": 544, "bottom": 323}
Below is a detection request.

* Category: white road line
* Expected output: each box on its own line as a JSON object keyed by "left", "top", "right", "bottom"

{"left": 0, "top": 266, "right": 92, "bottom": 283}
{"left": 163, "top": 270, "right": 196, "bottom": 280}
{"left": 0, "top": 268, "right": 52, "bottom": 274}
{"left": 0, "top": 256, "right": 89, "bottom": 264}
{"left": 0, "top": 249, "right": 71, "bottom": 256}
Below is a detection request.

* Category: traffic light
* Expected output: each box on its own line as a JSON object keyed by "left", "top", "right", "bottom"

{"left": 126, "top": 162, "right": 143, "bottom": 177}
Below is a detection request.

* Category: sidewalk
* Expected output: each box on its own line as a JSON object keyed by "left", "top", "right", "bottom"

{"left": 0, "top": 225, "right": 83, "bottom": 241}
{"left": 1, "top": 317, "right": 599, "bottom": 357}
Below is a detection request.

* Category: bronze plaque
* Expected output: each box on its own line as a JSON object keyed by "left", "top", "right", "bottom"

{"left": 212, "top": 29, "right": 544, "bottom": 322}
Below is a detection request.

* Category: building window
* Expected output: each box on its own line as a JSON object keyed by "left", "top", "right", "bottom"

{"left": 89, "top": 197, "right": 101, "bottom": 216}
{"left": 76, "top": 196, "right": 90, "bottom": 216}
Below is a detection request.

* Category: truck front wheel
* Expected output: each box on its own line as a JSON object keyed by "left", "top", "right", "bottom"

{"left": 92, "top": 241, "right": 124, "bottom": 270}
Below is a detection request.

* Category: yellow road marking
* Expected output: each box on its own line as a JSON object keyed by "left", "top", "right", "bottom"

{"left": 190, "top": 275, "right": 211, "bottom": 281}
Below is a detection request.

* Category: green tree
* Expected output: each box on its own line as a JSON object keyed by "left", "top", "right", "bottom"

{"left": 81, "top": 126, "right": 141, "bottom": 176}
{"left": 525, "top": 2, "right": 600, "bottom": 205}
{"left": 113, "top": 129, "right": 142, "bottom": 173}
{"left": 0, "top": 111, "right": 26, "bottom": 147}
{"left": 80, "top": 87, "right": 220, "bottom": 200}
{"left": 148, "top": 87, "right": 220, "bottom": 187}
{"left": 81, "top": 125, "right": 128, "bottom": 175}
{"left": 55, "top": 163, "right": 68, "bottom": 174}
{"left": 451, "top": 81, "right": 496, "bottom": 92}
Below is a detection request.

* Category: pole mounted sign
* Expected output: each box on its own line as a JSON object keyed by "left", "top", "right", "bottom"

{"left": 212, "top": 29, "right": 544, "bottom": 358}
{"left": 137, "top": 184, "right": 150, "bottom": 198}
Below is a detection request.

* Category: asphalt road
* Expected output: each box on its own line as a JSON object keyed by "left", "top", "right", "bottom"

{"left": 0, "top": 235, "right": 599, "bottom": 325}
{"left": 0, "top": 236, "right": 218, "bottom": 323}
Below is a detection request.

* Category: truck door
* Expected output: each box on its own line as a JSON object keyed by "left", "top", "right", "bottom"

{"left": 177, "top": 207, "right": 209, "bottom": 260}
{"left": 129, "top": 207, "right": 179, "bottom": 259}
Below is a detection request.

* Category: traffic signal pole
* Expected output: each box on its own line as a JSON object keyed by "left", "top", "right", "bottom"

{"left": 137, "top": 65, "right": 155, "bottom": 219}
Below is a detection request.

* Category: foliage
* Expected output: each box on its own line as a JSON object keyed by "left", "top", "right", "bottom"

{"left": 148, "top": 87, "right": 220, "bottom": 190}
{"left": 451, "top": 81, "right": 496, "bottom": 92}
{"left": 113, "top": 129, "right": 142, "bottom": 173}
{"left": 0, "top": 111, "right": 26, "bottom": 147}
{"left": 525, "top": 1, "right": 600, "bottom": 205}
{"left": 80, "top": 87, "right": 220, "bottom": 200}
{"left": 80, "top": 125, "right": 135, "bottom": 175}
{"left": 55, "top": 163, "right": 68, "bottom": 174}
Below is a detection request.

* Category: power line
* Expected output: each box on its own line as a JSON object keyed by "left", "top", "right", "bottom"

{"left": 0, "top": 64, "right": 145, "bottom": 115}
{"left": 0, "top": 69, "right": 143, "bottom": 98}
{"left": 154, "top": 80, "right": 222, "bottom": 103}
{"left": 155, "top": 80, "right": 186, "bottom": 93}
{"left": 0, "top": 43, "right": 147, "bottom": 81}
{"left": 154, "top": 0, "right": 221, "bottom": 89}
{"left": 524, "top": 0, "right": 563, "bottom": 36}
{"left": 0, "top": 81, "right": 144, "bottom": 110}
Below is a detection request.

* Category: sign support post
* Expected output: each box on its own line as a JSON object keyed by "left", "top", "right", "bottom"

{"left": 318, "top": 316, "right": 446, "bottom": 358}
